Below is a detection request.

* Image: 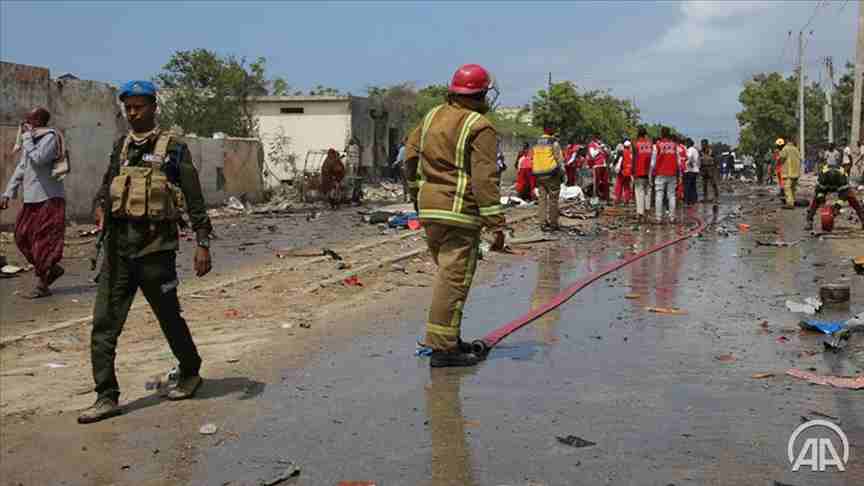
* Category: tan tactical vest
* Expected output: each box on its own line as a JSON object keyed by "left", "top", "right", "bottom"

{"left": 109, "top": 132, "right": 185, "bottom": 222}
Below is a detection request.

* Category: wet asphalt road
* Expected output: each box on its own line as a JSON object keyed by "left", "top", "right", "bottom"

{"left": 2, "top": 196, "right": 863, "bottom": 485}
{"left": 189, "top": 204, "right": 861, "bottom": 485}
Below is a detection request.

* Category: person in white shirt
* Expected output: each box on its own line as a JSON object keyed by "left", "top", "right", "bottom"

{"left": 683, "top": 138, "right": 700, "bottom": 206}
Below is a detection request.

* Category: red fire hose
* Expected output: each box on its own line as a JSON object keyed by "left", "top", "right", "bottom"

{"left": 471, "top": 215, "right": 708, "bottom": 356}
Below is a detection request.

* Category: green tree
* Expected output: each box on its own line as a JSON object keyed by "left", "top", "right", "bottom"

{"left": 736, "top": 71, "right": 827, "bottom": 158}
{"left": 155, "top": 49, "right": 269, "bottom": 137}
{"left": 833, "top": 62, "right": 864, "bottom": 144}
{"left": 532, "top": 81, "right": 640, "bottom": 143}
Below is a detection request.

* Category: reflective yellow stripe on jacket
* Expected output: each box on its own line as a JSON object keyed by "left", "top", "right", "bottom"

{"left": 452, "top": 112, "right": 482, "bottom": 214}
{"left": 411, "top": 105, "right": 444, "bottom": 190}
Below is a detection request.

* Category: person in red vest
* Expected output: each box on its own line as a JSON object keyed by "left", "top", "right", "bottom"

{"left": 613, "top": 139, "right": 633, "bottom": 205}
{"left": 676, "top": 135, "right": 687, "bottom": 202}
{"left": 651, "top": 127, "right": 679, "bottom": 224}
{"left": 515, "top": 143, "right": 536, "bottom": 201}
{"left": 587, "top": 136, "right": 609, "bottom": 201}
{"left": 633, "top": 127, "right": 653, "bottom": 223}
{"left": 563, "top": 141, "right": 581, "bottom": 187}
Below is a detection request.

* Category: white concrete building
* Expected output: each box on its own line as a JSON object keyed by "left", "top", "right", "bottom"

{"left": 252, "top": 95, "right": 390, "bottom": 187}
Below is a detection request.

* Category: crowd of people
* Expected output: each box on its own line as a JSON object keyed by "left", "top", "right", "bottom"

{"left": 513, "top": 126, "right": 722, "bottom": 227}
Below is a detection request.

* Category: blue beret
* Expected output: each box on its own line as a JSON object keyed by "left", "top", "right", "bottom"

{"left": 119, "top": 80, "right": 157, "bottom": 100}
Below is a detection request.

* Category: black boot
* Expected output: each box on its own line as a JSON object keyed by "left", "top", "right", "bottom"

{"left": 430, "top": 350, "right": 482, "bottom": 368}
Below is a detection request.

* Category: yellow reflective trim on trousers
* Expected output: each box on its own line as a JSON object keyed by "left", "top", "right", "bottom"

{"left": 478, "top": 204, "right": 504, "bottom": 216}
{"left": 419, "top": 209, "right": 480, "bottom": 227}
{"left": 462, "top": 238, "right": 479, "bottom": 288}
{"left": 427, "top": 323, "right": 460, "bottom": 337}
{"left": 418, "top": 105, "right": 444, "bottom": 185}
{"left": 453, "top": 112, "right": 482, "bottom": 214}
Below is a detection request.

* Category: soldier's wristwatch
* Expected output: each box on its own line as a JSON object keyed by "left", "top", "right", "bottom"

{"left": 197, "top": 238, "right": 210, "bottom": 249}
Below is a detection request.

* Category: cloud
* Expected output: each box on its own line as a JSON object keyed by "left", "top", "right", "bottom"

{"left": 509, "top": 1, "right": 855, "bottom": 144}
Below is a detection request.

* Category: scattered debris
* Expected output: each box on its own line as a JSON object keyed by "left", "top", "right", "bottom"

{"left": 281, "top": 323, "right": 294, "bottom": 329}
{"left": 226, "top": 358, "right": 240, "bottom": 364}
{"left": 785, "top": 368, "right": 864, "bottom": 389}
{"left": 199, "top": 423, "right": 218, "bottom": 435}
{"left": 387, "top": 212, "right": 419, "bottom": 229}
{"left": 715, "top": 354, "right": 736, "bottom": 363}
{"left": 501, "top": 195, "right": 533, "bottom": 207}
{"left": 1, "top": 265, "right": 30, "bottom": 275}
{"left": 78, "top": 228, "right": 100, "bottom": 237}
{"left": 43, "top": 363, "right": 67, "bottom": 369}
{"left": 798, "top": 320, "right": 845, "bottom": 336}
{"left": 738, "top": 223, "right": 750, "bottom": 232}
{"left": 751, "top": 373, "right": 775, "bottom": 379}
{"left": 755, "top": 239, "right": 800, "bottom": 247}
{"left": 276, "top": 248, "right": 343, "bottom": 261}
{"left": 808, "top": 410, "right": 839, "bottom": 421}
{"left": 775, "top": 336, "right": 789, "bottom": 343}
{"left": 854, "top": 256, "right": 864, "bottom": 275}
{"left": 342, "top": 275, "right": 363, "bottom": 287}
{"left": 785, "top": 297, "right": 823, "bottom": 315}
{"left": 624, "top": 293, "right": 641, "bottom": 300}
{"left": 646, "top": 306, "right": 687, "bottom": 315}
{"left": 225, "top": 196, "right": 247, "bottom": 212}
{"left": 145, "top": 367, "right": 179, "bottom": 391}
{"left": 257, "top": 461, "right": 301, "bottom": 485}
{"left": 819, "top": 283, "right": 850, "bottom": 305}
{"left": 559, "top": 185, "right": 585, "bottom": 202}
{"left": 556, "top": 435, "right": 596, "bottom": 448}
{"left": 224, "top": 309, "right": 242, "bottom": 319}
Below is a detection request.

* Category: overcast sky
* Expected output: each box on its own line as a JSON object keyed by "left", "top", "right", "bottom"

{"left": 1, "top": 0, "right": 857, "bottom": 144}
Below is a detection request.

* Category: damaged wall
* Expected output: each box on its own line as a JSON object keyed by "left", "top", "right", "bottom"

{"left": 0, "top": 62, "right": 126, "bottom": 226}
{"left": 184, "top": 137, "right": 265, "bottom": 205}
{"left": 0, "top": 62, "right": 263, "bottom": 226}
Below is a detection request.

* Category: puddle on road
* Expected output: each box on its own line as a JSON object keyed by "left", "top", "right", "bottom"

{"left": 188, "top": 208, "right": 863, "bottom": 485}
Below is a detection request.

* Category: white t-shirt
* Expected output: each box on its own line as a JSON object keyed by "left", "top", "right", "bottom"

{"left": 686, "top": 146, "right": 700, "bottom": 173}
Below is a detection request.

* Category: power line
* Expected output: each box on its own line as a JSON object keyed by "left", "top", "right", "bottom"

{"left": 802, "top": 0, "right": 828, "bottom": 31}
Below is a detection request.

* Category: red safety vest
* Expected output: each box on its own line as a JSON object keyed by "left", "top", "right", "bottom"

{"left": 621, "top": 146, "right": 633, "bottom": 177}
{"left": 634, "top": 138, "right": 653, "bottom": 177}
{"left": 655, "top": 139, "right": 678, "bottom": 177}
{"left": 677, "top": 144, "right": 688, "bottom": 172}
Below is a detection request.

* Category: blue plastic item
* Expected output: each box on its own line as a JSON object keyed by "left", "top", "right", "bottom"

{"left": 799, "top": 319, "right": 846, "bottom": 335}
{"left": 388, "top": 212, "right": 418, "bottom": 229}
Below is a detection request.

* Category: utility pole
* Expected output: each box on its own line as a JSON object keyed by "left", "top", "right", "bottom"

{"left": 825, "top": 57, "right": 834, "bottom": 144}
{"left": 547, "top": 72, "right": 552, "bottom": 91}
{"left": 852, "top": 0, "right": 864, "bottom": 160}
{"left": 798, "top": 30, "right": 806, "bottom": 159}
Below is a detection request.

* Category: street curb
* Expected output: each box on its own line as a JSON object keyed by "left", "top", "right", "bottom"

{"left": 1, "top": 209, "right": 538, "bottom": 346}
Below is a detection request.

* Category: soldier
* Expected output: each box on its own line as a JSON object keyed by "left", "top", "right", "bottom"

{"left": 78, "top": 81, "right": 213, "bottom": 423}
{"left": 404, "top": 64, "right": 505, "bottom": 367}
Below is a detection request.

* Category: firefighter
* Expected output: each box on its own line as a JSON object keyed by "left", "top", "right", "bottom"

{"left": 404, "top": 64, "right": 505, "bottom": 367}
{"left": 532, "top": 127, "right": 564, "bottom": 232}
{"left": 778, "top": 136, "right": 802, "bottom": 209}
{"left": 804, "top": 154, "right": 864, "bottom": 231}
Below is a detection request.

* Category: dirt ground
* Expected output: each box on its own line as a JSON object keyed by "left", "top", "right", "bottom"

{"left": 1, "top": 179, "right": 863, "bottom": 486}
